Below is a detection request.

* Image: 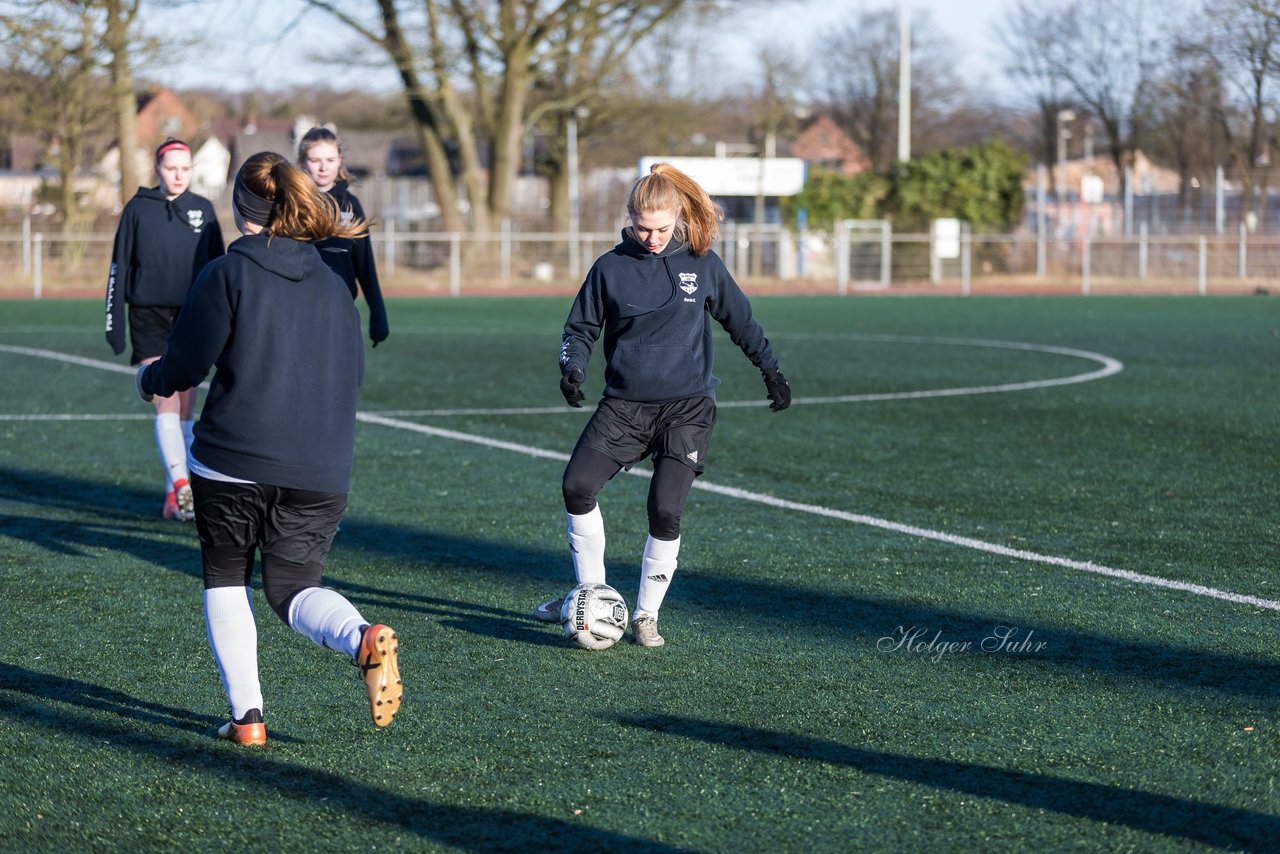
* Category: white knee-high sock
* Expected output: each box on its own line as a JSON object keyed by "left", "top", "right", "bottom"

{"left": 635, "top": 534, "right": 680, "bottom": 618}
{"left": 155, "top": 412, "right": 189, "bottom": 485}
{"left": 287, "top": 587, "right": 367, "bottom": 659}
{"left": 567, "top": 506, "right": 606, "bottom": 585}
{"left": 204, "top": 586, "right": 263, "bottom": 719}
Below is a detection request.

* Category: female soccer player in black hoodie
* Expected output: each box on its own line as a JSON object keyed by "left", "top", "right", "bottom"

{"left": 532, "top": 163, "right": 792, "bottom": 648}
{"left": 104, "top": 138, "right": 224, "bottom": 521}
{"left": 136, "top": 152, "right": 402, "bottom": 745}
{"left": 297, "top": 126, "right": 390, "bottom": 347}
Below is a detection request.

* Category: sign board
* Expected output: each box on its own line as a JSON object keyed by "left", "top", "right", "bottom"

{"left": 638, "top": 156, "right": 806, "bottom": 197}
{"left": 1081, "top": 175, "right": 1104, "bottom": 204}
{"left": 933, "top": 218, "right": 961, "bottom": 260}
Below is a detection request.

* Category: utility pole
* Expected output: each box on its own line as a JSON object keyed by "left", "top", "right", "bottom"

{"left": 898, "top": 1, "right": 911, "bottom": 162}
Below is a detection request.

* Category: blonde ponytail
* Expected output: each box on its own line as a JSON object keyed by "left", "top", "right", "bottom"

{"left": 627, "top": 162, "right": 723, "bottom": 256}
{"left": 236, "top": 152, "right": 366, "bottom": 242}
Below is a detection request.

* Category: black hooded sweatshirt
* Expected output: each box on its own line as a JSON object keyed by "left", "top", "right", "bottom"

{"left": 559, "top": 230, "right": 779, "bottom": 403}
{"left": 139, "top": 233, "right": 364, "bottom": 494}
{"left": 315, "top": 180, "right": 389, "bottom": 346}
{"left": 104, "top": 186, "right": 224, "bottom": 355}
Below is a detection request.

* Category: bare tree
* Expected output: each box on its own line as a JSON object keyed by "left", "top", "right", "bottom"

{"left": 997, "top": 0, "right": 1078, "bottom": 199}
{"left": 103, "top": 0, "right": 143, "bottom": 206}
{"left": 1044, "top": 0, "right": 1169, "bottom": 196}
{"left": 305, "top": 1, "right": 708, "bottom": 234}
{"left": 1199, "top": 0, "right": 1280, "bottom": 224}
{"left": 1146, "top": 37, "right": 1231, "bottom": 220}
{"left": 0, "top": 1, "right": 113, "bottom": 232}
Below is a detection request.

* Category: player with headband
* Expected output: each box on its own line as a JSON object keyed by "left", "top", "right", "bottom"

{"left": 136, "top": 151, "right": 402, "bottom": 744}
{"left": 104, "top": 137, "right": 224, "bottom": 521}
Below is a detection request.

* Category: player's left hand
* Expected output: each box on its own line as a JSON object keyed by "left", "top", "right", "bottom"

{"left": 762, "top": 367, "right": 791, "bottom": 412}
{"left": 560, "top": 367, "right": 585, "bottom": 407}
{"left": 135, "top": 363, "right": 154, "bottom": 403}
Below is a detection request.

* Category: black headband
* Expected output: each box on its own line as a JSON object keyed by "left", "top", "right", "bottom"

{"left": 232, "top": 171, "right": 275, "bottom": 226}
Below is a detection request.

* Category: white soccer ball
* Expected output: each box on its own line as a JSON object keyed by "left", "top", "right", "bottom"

{"left": 560, "top": 583, "right": 629, "bottom": 650}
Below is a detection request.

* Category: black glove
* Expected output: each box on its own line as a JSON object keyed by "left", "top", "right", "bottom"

{"left": 369, "top": 307, "right": 389, "bottom": 348}
{"left": 560, "top": 367, "right": 585, "bottom": 407}
{"left": 762, "top": 367, "right": 791, "bottom": 412}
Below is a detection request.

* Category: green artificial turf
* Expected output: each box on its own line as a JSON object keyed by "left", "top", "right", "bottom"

{"left": 0, "top": 295, "right": 1277, "bottom": 851}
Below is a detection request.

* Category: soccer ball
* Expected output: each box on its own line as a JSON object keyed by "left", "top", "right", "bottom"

{"left": 560, "top": 583, "right": 629, "bottom": 650}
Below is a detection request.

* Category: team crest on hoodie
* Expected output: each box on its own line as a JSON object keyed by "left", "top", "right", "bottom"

{"left": 186, "top": 209, "right": 205, "bottom": 232}
{"left": 678, "top": 272, "right": 698, "bottom": 294}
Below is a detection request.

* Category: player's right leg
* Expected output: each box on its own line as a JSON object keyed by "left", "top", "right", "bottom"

{"left": 532, "top": 446, "right": 624, "bottom": 621}
{"left": 193, "top": 476, "right": 267, "bottom": 744}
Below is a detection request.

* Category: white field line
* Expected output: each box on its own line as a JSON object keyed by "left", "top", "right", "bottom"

{"left": 368, "top": 336, "right": 1126, "bottom": 416}
{"left": 355, "top": 412, "right": 1280, "bottom": 613}
{"left": 8, "top": 341, "right": 1279, "bottom": 612}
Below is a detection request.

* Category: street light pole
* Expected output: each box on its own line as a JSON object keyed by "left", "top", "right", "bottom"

{"left": 567, "top": 107, "right": 587, "bottom": 280}
{"left": 1056, "top": 109, "right": 1075, "bottom": 235}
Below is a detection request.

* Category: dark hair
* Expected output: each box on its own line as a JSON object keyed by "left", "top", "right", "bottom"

{"left": 296, "top": 126, "right": 353, "bottom": 184}
{"left": 237, "top": 151, "right": 366, "bottom": 241}
{"left": 627, "top": 162, "right": 723, "bottom": 256}
{"left": 155, "top": 137, "right": 190, "bottom": 164}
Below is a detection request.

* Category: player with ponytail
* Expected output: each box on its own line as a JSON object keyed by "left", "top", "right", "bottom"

{"left": 136, "top": 152, "right": 402, "bottom": 744}
{"left": 533, "top": 162, "right": 792, "bottom": 647}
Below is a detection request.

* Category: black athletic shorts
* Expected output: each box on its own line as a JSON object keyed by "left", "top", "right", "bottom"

{"left": 128, "top": 305, "right": 181, "bottom": 365}
{"left": 575, "top": 395, "right": 716, "bottom": 474}
{"left": 191, "top": 475, "right": 348, "bottom": 590}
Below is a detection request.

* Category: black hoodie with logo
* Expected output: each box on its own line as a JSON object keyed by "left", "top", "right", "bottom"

{"left": 559, "top": 230, "right": 779, "bottom": 403}
{"left": 315, "top": 180, "right": 389, "bottom": 346}
{"left": 139, "top": 234, "right": 364, "bottom": 494}
{"left": 104, "top": 186, "right": 224, "bottom": 355}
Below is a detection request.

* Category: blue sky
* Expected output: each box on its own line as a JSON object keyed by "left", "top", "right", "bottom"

{"left": 141, "top": 0, "right": 1012, "bottom": 98}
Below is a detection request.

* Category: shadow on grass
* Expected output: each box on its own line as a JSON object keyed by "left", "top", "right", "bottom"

{"left": 618, "top": 713, "right": 1278, "bottom": 852}
{"left": 4, "top": 464, "right": 1279, "bottom": 703}
{"left": 0, "top": 466, "right": 200, "bottom": 579}
{"left": 332, "top": 516, "right": 1280, "bottom": 704}
{"left": 0, "top": 661, "right": 688, "bottom": 853}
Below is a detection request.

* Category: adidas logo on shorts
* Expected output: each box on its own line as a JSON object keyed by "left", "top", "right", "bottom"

{"left": 686, "top": 450, "right": 698, "bottom": 463}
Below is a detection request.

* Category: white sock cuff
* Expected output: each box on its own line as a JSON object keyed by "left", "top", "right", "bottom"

{"left": 288, "top": 586, "right": 367, "bottom": 659}
{"left": 204, "top": 585, "right": 252, "bottom": 617}
{"left": 567, "top": 505, "right": 604, "bottom": 534}
{"left": 644, "top": 534, "right": 681, "bottom": 561}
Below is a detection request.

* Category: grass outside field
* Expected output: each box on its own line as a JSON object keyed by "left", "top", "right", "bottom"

{"left": 0, "top": 294, "right": 1277, "bottom": 851}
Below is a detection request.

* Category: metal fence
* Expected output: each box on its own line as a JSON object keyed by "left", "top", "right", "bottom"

{"left": 5, "top": 219, "right": 1279, "bottom": 300}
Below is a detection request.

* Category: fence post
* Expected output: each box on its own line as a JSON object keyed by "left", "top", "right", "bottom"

{"left": 880, "top": 221, "right": 891, "bottom": 289}
{"left": 450, "top": 233, "right": 461, "bottom": 297}
{"left": 1198, "top": 235, "right": 1207, "bottom": 296}
{"left": 1215, "top": 166, "right": 1225, "bottom": 234}
{"left": 1239, "top": 221, "right": 1247, "bottom": 280}
{"left": 1036, "top": 167, "right": 1047, "bottom": 279}
{"left": 836, "top": 220, "right": 849, "bottom": 296}
{"left": 500, "top": 218, "right": 511, "bottom": 281}
{"left": 32, "top": 232, "right": 42, "bottom": 299}
{"left": 1139, "top": 222, "right": 1148, "bottom": 281}
{"left": 22, "top": 216, "right": 30, "bottom": 275}
{"left": 960, "top": 223, "right": 971, "bottom": 296}
{"left": 1081, "top": 231, "right": 1090, "bottom": 296}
